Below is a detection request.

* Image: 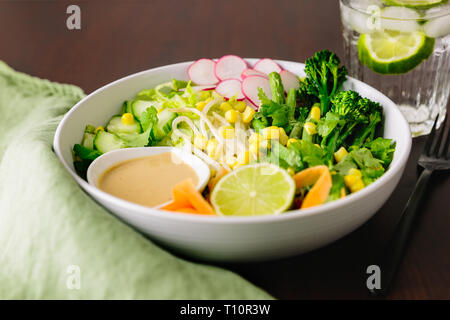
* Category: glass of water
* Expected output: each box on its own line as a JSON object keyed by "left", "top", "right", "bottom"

{"left": 340, "top": 0, "right": 450, "bottom": 136}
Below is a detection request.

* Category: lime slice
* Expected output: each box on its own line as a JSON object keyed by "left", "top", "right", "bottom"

{"left": 358, "top": 30, "right": 435, "bottom": 74}
{"left": 210, "top": 164, "right": 295, "bottom": 216}
{"left": 383, "top": 0, "right": 447, "bottom": 9}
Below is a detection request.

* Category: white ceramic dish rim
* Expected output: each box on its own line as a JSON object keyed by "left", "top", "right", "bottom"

{"left": 54, "top": 59, "right": 412, "bottom": 225}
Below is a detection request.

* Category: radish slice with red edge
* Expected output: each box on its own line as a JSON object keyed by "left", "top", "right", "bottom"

{"left": 253, "top": 58, "right": 282, "bottom": 75}
{"left": 279, "top": 70, "right": 300, "bottom": 92}
{"left": 216, "top": 79, "right": 245, "bottom": 100}
{"left": 179, "top": 85, "right": 216, "bottom": 92}
{"left": 214, "top": 55, "right": 247, "bottom": 81}
{"left": 241, "top": 75, "right": 272, "bottom": 108}
{"left": 188, "top": 59, "right": 219, "bottom": 85}
{"left": 241, "top": 68, "right": 268, "bottom": 80}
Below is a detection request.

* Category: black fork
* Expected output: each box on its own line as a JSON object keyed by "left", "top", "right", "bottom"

{"left": 370, "top": 113, "right": 450, "bottom": 296}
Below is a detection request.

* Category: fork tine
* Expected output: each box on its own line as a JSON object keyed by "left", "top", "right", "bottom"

{"left": 424, "top": 115, "right": 439, "bottom": 156}
{"left": 430, "top": 113, "right": 447, "bottom": 156}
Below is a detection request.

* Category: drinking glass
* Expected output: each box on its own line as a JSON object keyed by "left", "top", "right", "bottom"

{"left": 340, "top": 0, "right": 450, "bottom": 136}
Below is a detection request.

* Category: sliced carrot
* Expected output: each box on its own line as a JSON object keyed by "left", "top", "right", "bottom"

{"left": 162, "top": 179, "right": 216, "bottom": 215}
{"left": 340, "top": 187, "right": 346, "bottom": 199}
{"left": 161, "top": 199, "right": 189, "bottom": 211}
{"left": 293, "top": 165, "right": 329, "bottom": 189}
{"left": 161, "top": 184, "right": 192, "bottom": 211}
{"left": 174, "top": 207, "right": 199, "bottom": 214}
{"left": 176, "top": 179, "right": 216, "bottom": 215}
{"left": 292, "top": 165, "right": 332, "bottom": 209}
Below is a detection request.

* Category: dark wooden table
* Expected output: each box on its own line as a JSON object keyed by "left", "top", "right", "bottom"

{"left": 1, "top": 0, "right": 448, "bottom": 299}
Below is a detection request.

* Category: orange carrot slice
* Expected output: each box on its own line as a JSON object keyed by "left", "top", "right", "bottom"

{"left": 293, "top": 165, "right": 328, "bottom": 188}
{"left": 174, "top": 207, "right": 198, "bottom": 214}
{"left": 292, "top": 165, "right": 332, "bottom": 209}
{"left": 177, "top": 179, "right": 216, "bottom": 215}
{"left": 340, "top": 187, "right": 346, "bottom": 199}
{"left": 161, "top": 184, "right": 191, "bottom": 210}
{"left": 162, "top": 179, "right": 216, "bottom": 215}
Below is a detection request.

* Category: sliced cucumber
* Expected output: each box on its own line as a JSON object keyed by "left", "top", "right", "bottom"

{"left": 106, "top": 115, "right": 142, "bottom": 134}
{"left": 94, "top": 130, "right": 127, "bottom": 153}
{"left": 122, "top": 100, "right": 132, "bottom": 114}
{"left": 151, "top": 109, "right": 177, "bottom": 141}
{"left": 131, "top": 100, "right": 158, "bottom": 122}
{"left": 81, "top": 132, "right": 95, "bottom": 150}
{"left": 119, "top": 131, "right": 151, "bottom": 148}
{"left": 85, "top": 124, "right": 96, "bottom": 134}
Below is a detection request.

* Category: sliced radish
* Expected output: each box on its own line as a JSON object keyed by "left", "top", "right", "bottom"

{"left": 179, "top": 84, "right": 216, "bottom": 92}
{"left": 188, "top": 59, "right": 219, "bottom": 85}
{"left": 279, "top": 70, "right": 300, "bottom": 92}
{"left": 241, "top": 75, "right": 272, "bottom": 108}
{"left": 253, "top": 58, "right": 282, "bottom": 75}
{"left": 241, "top": 68, "right": 268, "bottom": 80}
{"left": 214, "top": 55, "right": 248, "bottom": 81}
{"left": 215, "top": 79, "right": 245, "bottom": 100}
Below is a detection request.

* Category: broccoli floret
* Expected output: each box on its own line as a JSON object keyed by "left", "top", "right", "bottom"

{"left": 318, "top": 90, "right": 383, "bottom": 155}
{"left": 332, "top": 91, "right": 383, "bottom": 147}
{"left": 297, "top": 78, "right": 319, "bottom": 109}
{"left": 303, "top": 50, "right": 348, "bottom": 115}
{"left": 330, "top": 90, "right": 367, "bottom": 121}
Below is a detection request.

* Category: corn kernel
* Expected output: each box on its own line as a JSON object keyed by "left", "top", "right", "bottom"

{"left": 219, "top": 126, "right": 235, "bottom": 139}
{"left": 220, "top": 102, "right": 233, "bottom": 112}
{"left": 234, "top": 101, "right": 247, "bottom": 112}
{"left": 206, "top": 139, "right": 220, "bottom": 159}
{"left": 237, "top": 151, "right": 250, "bottom": 165}
{"left": 204, "top": 97, "right": 213, "bottom": 104}
{"left": 193, "top": 134, "right": 208, "bottom": 150}
{"left": 196, "top": 101, "right": 207, "bottom": 111}
{"left": 304, "top": 122, "right": 317, "bottom": 135}
{"left": 287, "top": 168, "right": 296, "bottom": 176}
{"left": 200, "top": 90, "right": 211, "bottom": 100}
{"left": 225, "top": 156, "right": 238, "bottom": 168}
{"left": 225, "top": 109, "right": 238, "bottom": 123}
{"left": 310, "top": 106, "right": 321, "bottom": 121}
{"left": 241, "top": 106, "right": 256, "bottom": 123}
{"left": 94, "top": 126, "right": 104, "bottom": 134}
{"left": 348, "top": 168, "right": 362, "bottom": 178}
{"left": 344, "top": 174, "right": 365, "bottom": 193}
{"left": 121, "top": 113, "right": 135, "bottom": 125}
{"left": 261, "top": 126, "right": 280, "bottom": 140}
{"left": 279, "top": 127, "right": 289, "bottom": 145}
{"left": 287, "top": 138, "right": 298, "bottom": 148}
{"left": 334, "top": 147, "right": 348, "bottom": 163}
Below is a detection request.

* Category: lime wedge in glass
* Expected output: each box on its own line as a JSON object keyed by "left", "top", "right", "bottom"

{"left": 383, "top": 0, "right": 447, "bottom": 9}
{"left": 210, "top": 164, "right": 295, "bottom": 216}
{"left": 357, "top": 30, "right": 435, "bottom": 74}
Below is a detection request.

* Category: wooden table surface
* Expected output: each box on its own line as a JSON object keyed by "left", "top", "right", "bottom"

{"left": 1, "top": 0, "right": 449, "bottom": 299}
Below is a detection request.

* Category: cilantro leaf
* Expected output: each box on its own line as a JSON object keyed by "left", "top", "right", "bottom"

{"left": 364, "top": 137, "right": 396, "bottom": 168}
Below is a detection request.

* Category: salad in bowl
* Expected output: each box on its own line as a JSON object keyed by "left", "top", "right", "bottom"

{"left": 72, "top": 50, "right": 396, "bottom": 217}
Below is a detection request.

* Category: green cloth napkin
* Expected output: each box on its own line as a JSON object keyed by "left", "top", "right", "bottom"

{"left": 0, "top": 61, "right": 271, "bottom": 299}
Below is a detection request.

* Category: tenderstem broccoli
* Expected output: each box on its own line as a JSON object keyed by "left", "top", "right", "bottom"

{"left": 303, "top": 50, "right": 348, "bottom": 115}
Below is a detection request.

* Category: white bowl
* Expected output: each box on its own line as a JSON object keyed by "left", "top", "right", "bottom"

{"left": 54, "top": 59, "right": 412, "bottom": 262}
{"left": 86, "top": 147, "right": 211, "bottom": 208}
